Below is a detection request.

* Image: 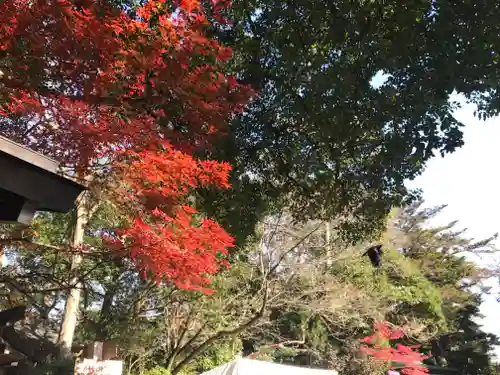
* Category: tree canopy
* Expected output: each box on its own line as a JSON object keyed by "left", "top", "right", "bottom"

{"left": 201, "top": 0, "right": 500, "bottom": 240}
{"left": 1, "top": 0, "right": 500, "bottom": 374}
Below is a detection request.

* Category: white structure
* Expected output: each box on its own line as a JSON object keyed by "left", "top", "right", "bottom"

{"left": 74, "top": 359, "right": 123, "bottom": 375}
{"left": 200, "top": 358, "right": 338, "bottom": 375}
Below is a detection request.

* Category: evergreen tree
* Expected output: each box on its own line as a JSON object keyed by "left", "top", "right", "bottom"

{"left": 391, "top": 200, "right": 499, "bottom": 375}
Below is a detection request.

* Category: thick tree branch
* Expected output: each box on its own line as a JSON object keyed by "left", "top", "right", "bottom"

{"left": 172, "top": 284, "right": 268, "bottom": 374}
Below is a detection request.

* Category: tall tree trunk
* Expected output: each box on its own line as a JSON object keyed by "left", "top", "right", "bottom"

{"left": 325, "top": 221, "right": 332, "bottom": 267}
{"left": 95, "top": 286, "right": 115, "bottom": 342}
{"left": 0, "top": 246, "right": 5, "bottom": 268}
{"left": 58, "top": 192, "right": 89, "bottom": 358}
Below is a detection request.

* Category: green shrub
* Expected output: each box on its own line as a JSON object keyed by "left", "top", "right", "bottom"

{"left": 140, "top": 367, "right": 171, "bottom": 375}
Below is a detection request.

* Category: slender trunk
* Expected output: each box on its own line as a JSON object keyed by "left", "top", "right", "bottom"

{"left": 95, "top": 286, "right": 115, "bottom": 342}
{"left": 0, "top": 246, "right": 5, "bottom": 268}
{"left": 325, "top": 221, "right": 332, "bottom": 267}
{"left": 58, "top": 192, "right": 89, "bottom": 358}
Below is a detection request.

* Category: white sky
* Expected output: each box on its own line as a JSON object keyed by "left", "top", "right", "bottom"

{"left": 405, "top": 94, "right": 500, "bottom": 356}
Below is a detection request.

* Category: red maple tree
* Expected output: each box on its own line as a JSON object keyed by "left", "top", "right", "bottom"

{"left": 360, "top": 321, "right": 431, "bottom": 375}
{"left": 106, "top": 143, "right": 236, "bottom": 293}
{"left": 0, "top": 0, "right": 253, "bottom": 292}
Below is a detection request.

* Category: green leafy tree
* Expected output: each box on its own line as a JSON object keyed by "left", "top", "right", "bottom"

{"left": 198, "top": 0, "right": 500, "bottom": 242}
{"left": 389, "top": 200, "right": 499, "bottom": 375}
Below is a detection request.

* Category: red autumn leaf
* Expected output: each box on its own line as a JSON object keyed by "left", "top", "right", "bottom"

{"left": 360, "top": 321, "right": 431, "bottom": 375}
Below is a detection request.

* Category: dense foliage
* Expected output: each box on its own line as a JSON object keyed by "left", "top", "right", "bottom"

{"left": 200, "top": 0, "right": 500, "bottom": 241}
{"left": 0, "top": 0, "right": 256, "bottom": 359}
{"left": 0, "top": 0, "right": 253, "bottom": 288}
{"left": 1, "top": 200, "right": 498, "bottom": 374}
{"left": 1, "top": 0, "right": 500, "bottom": 374}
